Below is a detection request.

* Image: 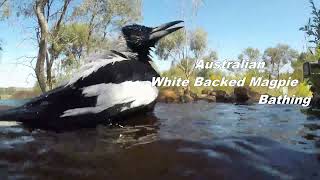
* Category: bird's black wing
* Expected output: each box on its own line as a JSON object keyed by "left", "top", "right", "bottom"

{"left": 71, "top": 57, "right": 159, "bottom": 88}
{"left": 57, "top": 56, "right": 160, "bottom": 118}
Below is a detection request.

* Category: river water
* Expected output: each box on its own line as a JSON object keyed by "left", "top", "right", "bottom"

{"left": 0, "top": 99, "right": 29, "bottom": 107}
{"left": 0, "top": 101, "right": 320, "bottom": 180}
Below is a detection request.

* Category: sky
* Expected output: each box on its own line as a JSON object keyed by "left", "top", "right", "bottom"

{"left": 0, "top": 0, "right": 317, "bottom": 88}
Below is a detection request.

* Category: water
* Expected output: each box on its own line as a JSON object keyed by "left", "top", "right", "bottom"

{"left": 0, "top": 99, "right": 28, "bottom": 107}
{"left": 0, "top": 101, "right": 320, "bottom": 180}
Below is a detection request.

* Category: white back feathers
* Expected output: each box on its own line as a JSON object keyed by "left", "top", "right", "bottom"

{"left": 61, "top": 81, "right": 158, "bottom": 117}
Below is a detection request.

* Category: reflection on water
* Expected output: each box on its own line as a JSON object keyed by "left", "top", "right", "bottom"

{"left": 0, "top": 101, "right": 320, "bottom": 179}
{"left": 154, "top": 102, "right": 320, "bottom": 152}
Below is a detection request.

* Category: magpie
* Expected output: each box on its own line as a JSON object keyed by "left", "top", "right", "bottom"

{"left": 0, "top": 20, "right": 184, "bottom": 131}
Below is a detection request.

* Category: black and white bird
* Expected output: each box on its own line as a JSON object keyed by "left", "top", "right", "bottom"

{"left": 0, "top": 21, "right": 184, "bottom": 131}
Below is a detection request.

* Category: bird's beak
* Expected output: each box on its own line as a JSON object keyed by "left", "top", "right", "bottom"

{"left": 149, "top": 20, "right": 184, "bottom": 42}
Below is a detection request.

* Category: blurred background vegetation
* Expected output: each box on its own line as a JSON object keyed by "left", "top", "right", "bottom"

{"left": 0, "top": 0, "right": 319, "bottom": 99}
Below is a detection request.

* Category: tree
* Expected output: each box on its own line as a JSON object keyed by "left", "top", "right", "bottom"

{"left": 291, "top": 52, "right": 309, "bottom": 81}
{"left": 196, "top": 50, "right": 218, "bottom": 79}
{"left": 300, "top": 0, "right": 320, "bottom": 50}
{"left": 72, "top": 0, "right": 142, "bottom": 54}
{"left": 47, "top": 0, "right": 142, "bottom": 90}
{"left": 46, "top": 0, "right": 73, "bottom": 90}
{"left": 155, "top": 27, "right": 208, "bottom": 94}
{"left": 238, "top": 47, "right": 260, "bottom": 63}
{"left": 47, "top": 0, "right": 141, "bottom": 90}
{"left": 0, "top": 0, "right": 9, "bottom": 19}
{"left": 2, "top": 0, "right": 142, "bottom": 92}
{"left": 181, "top": 28, "right": 208, "bottom": 81}
{"left": 34, "top": 0, "right": 50, "bottom": 92}
{"left": 263, "top": 44, "right": 298, "bottom": 80}
{"left": 155, "top": 28, "right": 208, "bottom": 79}
{"left": 59, "top": 23, "right": 90, "bottom": 64}
{"left": 0, "top": 0, "right": 8, "bottom": 62}
{"left": 154, "top": 0, "right": 205, "bottom": 95}
{"left": 1, "top": 0, "right": 73, "bottom": 92}
{"left": 0, "top": 40, "right": 2, "bottom": 63}
{"left": 156, "top": 30, "right": 186, "bottom": 63}
{"left": 0, "top": 0, "right": 6, "bottom": 8}
{"left": 235, "top": 47, "right": 261, "bottom": 73}
{"left": 190, "top": 28, "right": 207, "bottom": 58}
{"left": 300, "top": 0, "right": 320, "bottom": 62}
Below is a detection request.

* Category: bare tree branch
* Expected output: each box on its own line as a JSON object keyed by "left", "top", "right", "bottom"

{"left": 0, "top": 0, "right": 8, "bottom": 9}
{"left": 55, "top": 0, "right": 71, "bottom": 31}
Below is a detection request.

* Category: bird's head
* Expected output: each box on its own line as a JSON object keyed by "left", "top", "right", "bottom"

{"left": 121, "top": 20, "right": 184, "bottom": 61}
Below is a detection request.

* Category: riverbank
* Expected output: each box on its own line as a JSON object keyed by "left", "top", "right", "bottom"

{"left": 0, "top": 105, "right": 12, "bottom": 111}
{"left": 0, "top": 87, "right": 265, "bottom": 108}
{"left": 0, "top": 87, "right": 40, "bottom": 100}
{"left": 157, "top": 87, "right": 262, "bottom": 104}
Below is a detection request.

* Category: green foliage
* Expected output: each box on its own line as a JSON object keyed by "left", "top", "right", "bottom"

{"left": 290, "top": 52, "right": 318, "bottom": 82}
{"left": 179, "top": 58, "right": 196, "bottom": 73}
{"left": 0, "top": 1, "right": 6, "bottom": 61}
{"left": 75, "top": 0, "right": 142, "bottom": 23}
{"left": 162, "top": 66, "right": 184, "bottom": 78}
{"left": 0, "top": 0, "right": 10, "bottom": 19}
{"left": 234, "top": 47, "right": 261, "bottom": 73}
{"left": 1, "top": 0, "right": 143, "bottom": 92}
{"left": 209, "top": 71, "right": 233, "bottom": 94}
{"left": 162, "top": 43, "right": 311, "bottom": 98}
{"left": 238, "top": 47, "right": 260, "bottom": 62}
{"left": 160, "top": 64, "right": 187, "bottom": 93}
{"left": 54, "top": 23, "right": 90, "bottom": 66}
{"left": 155, "top": 27, "right": 208, "bottom": 61}
{"left": 316, "top": 46, "right": 320, "bottom": 60}
{"left": 300, "top": 0, "right": 320, "bottom": 47}
{"left": 293, "top": 82, "right": 312, "bottom": 97}
{"left": 156, "top": 30, "right": 186, "bottom": 60}
{"left": 68, "top": 0, "right": 142, "bottom": 56}
{"left": 73, "top": 0, "right": 142, "bottom": 38}
{"left": 0, "top": 87, "right": 16, "bottom": 95}
{"left": 155, "top": 27, "right": 209, "bottom": 86}
{"left": 263, "top": 44, "right": 298, "bottom": 79}
{"left": 196, "top": 50, "right": 218, "bottom": 79}
{"left": 32, "top": 82, "right": 43, "bottom": 95}
{"left": 190, "top": 28, "right": 207, "bottom": 58}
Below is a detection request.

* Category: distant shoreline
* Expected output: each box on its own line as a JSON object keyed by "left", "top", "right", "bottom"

{"left": 0, "top": 105, "right": 13, "bottom": 111}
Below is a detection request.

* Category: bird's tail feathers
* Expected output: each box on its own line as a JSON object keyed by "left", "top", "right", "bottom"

{"left": 0, "top": 106, "right": 38, "bottom": 122}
